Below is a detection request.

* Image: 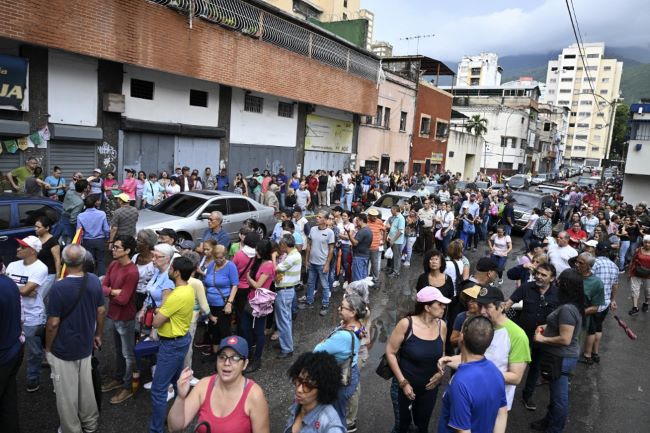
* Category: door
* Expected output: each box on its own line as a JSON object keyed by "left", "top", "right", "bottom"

{"left": 48, "top": 141, "right": 97, "bottom": 179}
{"left": 380, "top": 155, "right": 390, "bottom": 174}
{"left": 123, "top": 133, "right": 175, "bottom": 178}
{"left": 175, "top": 137, "right": 220, "bottom": 178}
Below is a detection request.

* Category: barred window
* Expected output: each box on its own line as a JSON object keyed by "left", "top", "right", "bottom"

{"left": 244, "top": 94, "right": 264, "bottom": 113}
{"left": 278, "top": 101, "right": 294, "bottom": 118}
{"left": 131, "top": 79, "right": 154, "bottom": 100}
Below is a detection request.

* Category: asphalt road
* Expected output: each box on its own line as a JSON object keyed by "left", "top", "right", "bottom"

{"left": 16, "top": 234, "right": 650, "bottom": 433}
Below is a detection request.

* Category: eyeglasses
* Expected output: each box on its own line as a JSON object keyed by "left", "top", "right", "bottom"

{"left": 292, "top": 377, "right": 318, "bottom": 392}
{"left": 152, "top": 254, "right": 167, "bottom": 260}
{"left": 111, "top": 245, "right": 124, "bottom": 251}
{"left": 217, "top": 353, "right": 244, "bottom": 363}
{"left": 338, "top": 305, "right": 354, "bottom": 312}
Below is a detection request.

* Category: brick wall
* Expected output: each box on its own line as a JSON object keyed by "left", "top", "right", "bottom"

{"left": 0, "top": 0, "right": 377, "bottom": 115}
{"left": 411, "top": 82, "right": 453, "bottom": 173}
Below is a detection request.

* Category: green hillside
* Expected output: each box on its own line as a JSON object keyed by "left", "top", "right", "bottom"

{"left": 620, "top": 63, "right": 650, "bottom": 104}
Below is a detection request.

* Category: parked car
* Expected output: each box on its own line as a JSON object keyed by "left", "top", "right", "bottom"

{"left": 582, "top": 166, "right": 593, "bottom": 174}
{"left": 531, "top": 173, "right": 551, "bottom": 186}
{"left": 135, "top": 191, "right": 276, "bottom": 243}
{"left": 0, "top": 194, "right": 64, "bottom": 266}
{"left": 506, "top": 174, "right": 529, "bottom": 190}
{"left": 490, "top": 183, "right": 507, "bottom": 191}
{"left": 576, "top": 176, "right": 601, "bottom": 189}
{"left": 510, "top": 191, "right": 554, "bottom": 231}
{"left": 367, "top": 191, "right": 423, "bottom": 221}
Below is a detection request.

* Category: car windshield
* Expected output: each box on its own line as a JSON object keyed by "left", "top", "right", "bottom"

{"left": 476, "top": 181, "right": 489, "bottom": 189}
{"left": 578, "top": 177, "right": 598, "bottom": 185}
{"left": 374, "top": 195, "right": 414, "bottom": 209}
{"left": 511, "top": 193, "right": 541, "bottom": 209}
{"left": 509, "top": 176, "right": 526, "bottom": 186}
{"left": 151, "top": 194, "right": 207, "bottom": 217}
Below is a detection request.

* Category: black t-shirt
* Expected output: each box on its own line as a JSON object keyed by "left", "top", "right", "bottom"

{"left": 318, "top": 176, "right": 328, "bottom": 191}
{"left": 352, "top": 226, "right": 372, "bottom": 257}
{"left": 415, "top": 272, "right": 454, "bottom": 300}
{"left": 509, "top": 281, "right": 559, "bottom": 340}
{"left": 503, "top": 203, "right": 515, "bottom": 225}
{"left": 37, "top": 236, "right": 59, "bottom": 274}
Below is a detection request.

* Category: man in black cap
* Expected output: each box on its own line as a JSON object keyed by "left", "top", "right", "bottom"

{"left": 157, "top": 228, "right": 179, "bottom": 249}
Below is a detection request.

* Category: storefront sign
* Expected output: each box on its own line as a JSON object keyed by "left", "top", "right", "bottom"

{"left": 305, "top": 114, "right": 353, "bottom": 153}
{"left": 430, "top": 152, "right": 444, "bottom": 163}
{"left": 0, "top": 54, "right": 28, "bottom": 110}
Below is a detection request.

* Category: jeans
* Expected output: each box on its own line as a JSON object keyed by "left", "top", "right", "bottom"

{"left": 239, "top": 310, "right": 267, "bottom": 361}
{"left": 388, "top": 243, "right": 403, "bottom": 275}
{"left": 504, "top": 224, "right": 513, "bottom": 236}
{"left": 306, "top": 263, "right": 331, "bottom": 307}
{"left": 459, "top": 230, "right": 472, "bottom": 249}
{"left": 369, "top": 250, "right": 381, "bottom": 282}
{"left": 112, "top": 319, "right": 136, "bottom": 389}
{"left": 404, "top": 237, "right": 417, "bottom": 263}
{"left": 0, "top": 345, "right": 23, "bottom": 433}
{"left": 274, "top": 288, "right": 295, "bottom": 353}
{"left": 333, "top": 365, "right": 360, "bottom": 426}
{"left": 397, "top": 382, "right": 439, "bottom": 433}
{"left": 343, "top": 193, "right": 353, "bottom": 212}
{"left": 149, "top": 333, "right": 190, "bottom": 433}
{"left": 82, "top": 238, "right": 107, "bottom": 276}
{"left": 481, "top": 216, "right": 489, "bottom": 240}
{"left": 339, "top": 244, "right": 351, "bottom": 282}
{"left": 491, "top": 254, "right": 508, "bottom": 279}
{"left": 134, "top": 340, "right": 159, "bottom": 372}
{"left": 619, "top": 240, "right": 630, "bottom": 270}
{"left": 544, "top": 356, "right": 578, "bottom": 433}
{"left": 441, "top": 230, "right": 453, "bottom": 255}
{"left": 23, "top": 324, "right": 44, "bottom": 381}
{"left": 523, "top": 228, "right": 534, "bottom": 251}
{"left": 351, "top": 256, "right": 369, "bottom": 282}
{"left": 522, "top": 344, "right": 542, "bottom": 400}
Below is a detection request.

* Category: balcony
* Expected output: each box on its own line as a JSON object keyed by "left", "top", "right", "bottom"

{"left": 546, "top": 151, "right": 557, "bottom": 159}
{"left": 147, "top": 0, "right": 380, "bottom": 82}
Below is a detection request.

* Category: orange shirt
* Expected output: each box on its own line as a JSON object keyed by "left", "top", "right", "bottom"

{"left": 367, "top": 219, "right": 385, "bottom": 250}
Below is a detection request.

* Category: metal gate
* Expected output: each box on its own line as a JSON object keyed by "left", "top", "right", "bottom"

{"left": 303, "top": 151, "right": 350, "bottom": 174}
{"left": 228, "top": 143, "right": 296, "bottom": 177}
{"left": 123, "top": 133, "right": 175, "bottom": 177}
{"left": 175, "top": 137, "right": 220, "bottom": 174}
{"left": 48, "top": 141, "right": 97, "bottom": 179}
{"left": 0, "top": 153, "right": 22, "bottom": 178}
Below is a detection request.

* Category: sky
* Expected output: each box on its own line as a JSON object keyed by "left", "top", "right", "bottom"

{"left": 366, "top": 0, "right": 650, "bottom": 61}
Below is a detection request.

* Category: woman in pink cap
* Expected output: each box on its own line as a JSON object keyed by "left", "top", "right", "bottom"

{"left": 385, "top": 286, "right": 451, "bottom": 433}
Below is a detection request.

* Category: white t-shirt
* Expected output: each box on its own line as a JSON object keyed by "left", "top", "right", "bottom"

{"left": 341, "top": 173, "right": 352, "bottom": 187}
{"left": 296, "top": 189, "right": 310, "bottom": 209}
{"left": 526, "top": 214, "right": 539, "bottom": 230}
{"left": 444, "top": 258, "right": 464, "bottom": 292}
{"left": 6, "top": 259, "right": 49, "bottom": 326}
{"left": 490, "top": 234, "right": 512, "bottom": 257}
{"left": 548, "top": 244, "right": 578, "bottom": 275}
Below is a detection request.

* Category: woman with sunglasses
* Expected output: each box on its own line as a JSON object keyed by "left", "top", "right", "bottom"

{"left": 284, "top": 352, "right": 346, "bottom": 433}
{"left": 168, "top": 335, "right": 270, "bottom": 433}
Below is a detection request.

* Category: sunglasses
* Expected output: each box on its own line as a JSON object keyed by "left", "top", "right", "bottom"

{"left": 292, "top": 377, "right": 318, "bottom": 392}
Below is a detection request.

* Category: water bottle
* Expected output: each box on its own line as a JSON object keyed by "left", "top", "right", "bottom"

{"left": 132, "top": 371, "right": 140, "bottom": 395}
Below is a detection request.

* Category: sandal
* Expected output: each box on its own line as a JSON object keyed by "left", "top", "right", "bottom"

{"left": 271, "top": 331, "right": 279, "bottom": 341}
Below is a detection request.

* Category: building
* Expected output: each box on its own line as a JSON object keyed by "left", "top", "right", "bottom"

{"left": 445, "top": 129, "right": 485, "bottom": 180}
{"left": 622, "top": 103, "right": 650, "bottom": 205}
{"left": 444, "top": 83, "right": 542, "bottom": 176}
{"left": 537, "top": 103, "right": 570, "bottom": 172}
{"left": 542, "top": 42, "right": 623, "bottom": 167}
{"left": 371, "top": 41, "right": 394, "bottom": 58}
{"left": 357, "top": 71, "right": 417, "bottom": 175}
{"left": 455, "top": 53, "right": 502, "bottom": 87}
{"left": 0, "top": 0, "right": 379, "bottom": 182}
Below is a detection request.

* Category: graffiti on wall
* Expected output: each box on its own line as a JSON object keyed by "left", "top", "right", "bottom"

{"left": 97, "top": 141, "right": 117, "bottom": 173}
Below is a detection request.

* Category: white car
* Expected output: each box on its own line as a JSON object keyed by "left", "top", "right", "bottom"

{"left": 367, "top": 191, "right": 423, "bottom": 221}
{"left": 135, "top": 191, "right": 276, "bottom": 243}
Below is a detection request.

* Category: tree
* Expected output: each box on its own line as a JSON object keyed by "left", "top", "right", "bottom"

{"left": 609, "top": 104, "right": 630, "bottom": 161}
{"left": 465, "top": 115, "right": 488, "bottom": 136}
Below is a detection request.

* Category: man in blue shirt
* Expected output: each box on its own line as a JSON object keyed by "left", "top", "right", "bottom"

{"left": 0, "top": 274, "right": 23, "bottom": 433}
{"left": 77, "top": 194, "right": 110, "bottom": 276}
{"left": 216, "top": 169, "right": 229, "bottom": 191}
{"left": 438, "top": 315, "right": 508, "bottom": 433}
{"left": 386, "top": 205, "right": 405, "bottom": 278}
{"left": 200, "top": 211, "right": 231, "bottom": 251}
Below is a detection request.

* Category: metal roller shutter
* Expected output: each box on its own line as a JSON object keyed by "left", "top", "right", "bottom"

{"left": 0, "top": 153, "right": 22, "bottom": 177}
{"left": 48, "top": 141, "right": 97, "bottom": 179}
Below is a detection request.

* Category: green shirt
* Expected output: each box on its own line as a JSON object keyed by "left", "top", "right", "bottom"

{"left": 583, "top": 274, "right": 605, "bottom": 307}
{"left": 10, "top": 166, "right": 32, "bottom": 190}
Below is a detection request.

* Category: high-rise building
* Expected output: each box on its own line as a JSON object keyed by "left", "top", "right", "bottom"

{"left": 455, "top": 53, "right": 502, "bottom": 87}
{"left": 371, "top": 41, "right": 393, "bottom": 57}
{"left": 542, "top": 42, "right": 623, "bottom": 167}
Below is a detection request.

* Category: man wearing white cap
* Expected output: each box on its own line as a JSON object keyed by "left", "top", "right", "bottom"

{"left": 109, "top": 193, "right": 139, "bottom": 248}
{"left": 5, "top": 236, "right": 48, "bottom": 392}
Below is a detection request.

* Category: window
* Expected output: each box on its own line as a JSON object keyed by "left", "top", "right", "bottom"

{"left": 595, "top": 124, "right": 603, "bottom": 129}
{"left": 586, "top": 66, "right": 598, "bottom": 71}
{"left": 383, "top": 107, "right": 391, "bottom": 129}
{"left": 435, "top": 121, "right": 448, "bottom": 139}
{"left": 597, "top": 112, "right": 605, "bottom": 117}
{"left": 559, "top": 89, "right": 571, "bottom": 93}
{"left": 564, "top": 54, "right": 576, "bottom": 59}
{"left": 582, "top": 89, "right": 592, "bottom": 94}
{"left": 577, "top": 67, "right": 583, "bottom": 70}
{"left": 244, "top": 94, "right": 264, "bottom": 113}
{"left": 583, "top": 77, "right": 595, "bottom": 82}
{"left": 203, "top": 199, "right": 228, "bottom": 215}
{"left": 551, "top": 67, "right": 558, "bottom": 71}
{"left": 471, "top": 67, "right": 481, "bottom": 75}
{"left": 543, "top": 122, "right": 551, "bottom": 131}
{"left": 575, "top": 134, "right": 588, "bottom": 140}
{"left": 558, "top": 100, "right": 571, "bottom": 105}
{"left": 364, "top": 115, "right": 373, "bottom": 125}
{"left": 580, "top": 100, "right": 593, "bottom": 105}
{"left": 470, "top": 78, "right": 480, "bottom": 86}
{"left": 130, "top": 79, "right": 154, "bottom": 100}
{"left": 602, "top": 78, "right": 610, "bottom": 83}
{"left": 18, "top": 204, "right": 60, "bottom": 228}
{"left": 420, "top": 117, "right": 431, "bottom": 135}
{"left": 521, "top": 139, "right": 528, "bottom": 148}
{"left": 577, "top": 123, "right": 589, "bottom": 128}
{"left": 342, "top": 12, "right": 348, "bottom": 20}
{"left": 587, "top": 53, "right": 600, "bottom": 59}
{"left": 278, "top": 101, "right": 294, "bottom": 118}
{"left": 0, "top": 204, "right": 10, "bottom": 230}
{"left": 563, "top": 66, "right": 575, "bottom": 71}
{"left": 561, "top": 78, "right": 573, "bottom": 82}
{"left": 344, "top": 0, "right": 348, "bottom": 7}
{"left": 569, "top": 123, "right": 575, "bottom": 128}
{"left": 600, "top": 89, "right": 608, "bottom": 95}
{"left": 603, "top": 66, "right": 612, "bottom": 71}
{"left": 189, "top": 89, "right": 208, "bottom": 107}
{"left": 227, "top": 198, "right": 254, "bottom": 214}
{"left": 574, "top": 145, "right": 586, "bottom": 151}
{"left": 497, "top": 162, "right": 514, "bottom": 169}
{"left": 578, "top": 112, "right": 591, "bottom": 117}
{"left": 549, "top": 79, "right": 557, "bottom": 83}
{"left": 375, "top": 105, "right": 383, "bottom": 126}
{"left": 500, "top": 136, "right": 516, "bottom": 147}
{"left": 548, "top": 89, "right": 555, "bottom": 94}
{"left": 399, "top": 111, "right": 408, "bottom": 132}
{"left": 591, "top": 146, "right": 600, "bottom": 151}
{"left": 594, "top": 135, "right": 602, "bottom": 141}
{"left": 571, "top": 101, "right": 578, "bottom": 107}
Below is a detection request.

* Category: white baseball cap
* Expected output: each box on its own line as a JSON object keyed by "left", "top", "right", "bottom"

{"left": 16, "top": 235, "right": 42, "bottom": 253}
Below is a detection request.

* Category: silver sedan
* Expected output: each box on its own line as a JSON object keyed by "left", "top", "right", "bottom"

{"left": 135, "top": 191, "right": 276, "bottom": 242}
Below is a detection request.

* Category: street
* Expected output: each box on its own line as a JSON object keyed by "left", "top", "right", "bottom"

{"left": 15, "top": 234, "right": 650, "bottom": 433}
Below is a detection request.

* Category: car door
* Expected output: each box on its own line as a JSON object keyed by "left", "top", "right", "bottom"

{"left": 225, "top": 198, "right": 253, "bottom": 239}
{"left": 0, "top": 203, "right": 15, "bottom": 266}
{"left": 196, "top": 198, "right": 228, "bottom": 242}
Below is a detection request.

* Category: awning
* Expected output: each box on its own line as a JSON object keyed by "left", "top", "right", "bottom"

{"left": 0, "top": 119, "right": 30, "bottom": 137}
{"left": 50, "top": 124, "right": 103, "bottom": 141}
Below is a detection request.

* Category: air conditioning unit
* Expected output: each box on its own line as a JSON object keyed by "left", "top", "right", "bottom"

{"left": 102, "top": 93, "right": 125, "bottom": 113}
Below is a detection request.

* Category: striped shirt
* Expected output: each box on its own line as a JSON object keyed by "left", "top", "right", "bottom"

{"left": 276, "top": 248, "right": 302, "bottom": 288}
{"left": 593, "top": 256, "right": 619, "bottom": 312}
{"left": 367, "top": 219, "right": 385, "bottom": 250}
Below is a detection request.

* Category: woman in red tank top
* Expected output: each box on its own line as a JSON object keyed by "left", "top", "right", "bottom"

{"left": 167, "top": 336, "right": 270, "bottom": 433}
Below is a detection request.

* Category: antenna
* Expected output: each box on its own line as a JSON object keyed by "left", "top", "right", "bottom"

{"left": 399, "top": 34, "right": 435, "bottom": 55}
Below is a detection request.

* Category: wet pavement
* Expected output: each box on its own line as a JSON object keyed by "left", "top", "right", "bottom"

{"left": 16, "top": 234, "right": 650, "bottom": 432}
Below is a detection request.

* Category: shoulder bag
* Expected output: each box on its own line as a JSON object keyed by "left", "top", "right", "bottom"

{"left": 375, "top": 316, "right": 413, "bottom": 380}
{"left": 337, "top": 328, "right": 357, "bottom": 386}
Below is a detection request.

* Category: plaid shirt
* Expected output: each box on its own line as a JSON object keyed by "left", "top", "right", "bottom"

{"left": 593, "top": 256, "right": 619, "bottom": 312}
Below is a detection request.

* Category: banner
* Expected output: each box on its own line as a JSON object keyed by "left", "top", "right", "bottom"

{"left": 0, "top": 54, "right": 28, "bottom": 110}
{"left": 431, "top": 152, "right": 444, "bottom": 163}
{"left": 305, "top": 114, "right": 353, "bottom": 153}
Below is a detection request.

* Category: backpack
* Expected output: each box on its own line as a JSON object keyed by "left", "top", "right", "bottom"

{"left": 249, "top": 287, "right": 276, "bottom": 318}
{"left": 248, "top": 176, "right": 259, "bottom": 189}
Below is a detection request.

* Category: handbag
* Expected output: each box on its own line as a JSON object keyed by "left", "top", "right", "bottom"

{"left": 539, "top": 350, "right": 563, "bottom": 382}
{"left": 375, "top": 316, "right": 412, "bottom": 380}
{"left": 384, "top": 246, "right": 394, "bottom": 259}
{"left": 142, "top": 294, "right": 157, "bottom": 329}
{"left": 338, "top": 329, "right": 356, "bottom": 386}
{"left": 463, "top": 219, "right": 475, "bottom": 235}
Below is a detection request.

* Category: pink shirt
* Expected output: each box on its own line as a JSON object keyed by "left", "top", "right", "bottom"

{"left": 121, "top": 177, "right": 137, "bottom": 200}
{"left": 255, "top": 261, "right": 275, "bottom": 289}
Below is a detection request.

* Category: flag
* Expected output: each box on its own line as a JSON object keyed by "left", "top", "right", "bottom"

{"left": 59, "top": 227, "right": 84, "bottom": 279}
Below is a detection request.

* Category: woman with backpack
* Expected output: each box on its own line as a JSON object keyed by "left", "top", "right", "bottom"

{"left": 458, "top": 204, "right": 476, "bottom": 251}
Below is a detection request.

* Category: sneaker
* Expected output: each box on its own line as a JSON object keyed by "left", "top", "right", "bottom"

{"left": 403, "top": 261, "right": 410, "bottom": 267}
{"left": 332, "top": 281, "right": 340, "bottom": 288}
{"left": 297, "top": 295, "right": 308, "bottom": 303}
{"left": 298, "top": 303, "right": 314, "bottom": 310}
{"left": 643, "top": 303, "right": 649, "bottom": 313}
{"left": 319, "top": 305, "right": 329, "bottom": 316}
{"left": 244, "top": 358, "right": 261, "bottom": 374}
{"left": 143, "top": 381, "right": 152, "bottom": 390}
{"left": 347, "top": 422, "right": 358, "bottom": 433}
{"left": 26, "top": 379, "right": 40, "bottom": 393}
{"left": 497, "top": 279, "right": 504, "bottom": 285}
{"left": 592, "top": 353, "right": 600, "bottom": 364}
{"left": 530, "top": 419, "right": 548, "bottom": 431}
{"left": 110, "top": 388, "right": 133, "bottom": 405}
{"left": 166, "top": 387, "right": 175, "bottom": 402}
{"left": 578, "top": 354, "right": 594, "bottom": 365}
{"left": 629, "top": 306, "right": 640, "bottom": 316}
{"left": 522, "top": 397, "right": 537, "bottom": 411}
{"left": 189, "top": 377, "right": 200, "bottom": 387}
{"left": 101, "top": 379, "right": 123, "bottom": 393}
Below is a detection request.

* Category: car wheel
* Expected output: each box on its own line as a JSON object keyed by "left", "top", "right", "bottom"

{"left": 257, "top": 225, "right": 266, "bottom": 238}
{"left": 177, "top": 232, "right": 192, "bottom": 244}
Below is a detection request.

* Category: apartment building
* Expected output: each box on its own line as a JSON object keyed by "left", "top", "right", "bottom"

{"left": 622, "top": 103, "right": 650, "bottom": 205}
{"left": 455, "top": 53, "right": 502, "bottom": 87}
{"left": 542, "top": 42, "right": 623, "bottom": 167}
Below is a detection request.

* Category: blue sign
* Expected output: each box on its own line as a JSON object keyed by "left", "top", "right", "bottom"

{"left": 0, "top": 54, "right": 28, "bottom": 109}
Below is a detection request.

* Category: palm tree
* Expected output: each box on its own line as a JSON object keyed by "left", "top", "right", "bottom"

{"left": 465, "top": 115, "right": 488, "bottom": 136}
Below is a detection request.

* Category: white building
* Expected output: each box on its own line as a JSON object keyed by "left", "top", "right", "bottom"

{"left": 455, "top": 53, "right": 502, "bottom": 87}
{"left": 542, "top": 42, "right": 623, "bottom": 167}
{"left": 622, "top": 103, "right": 650, "bottom": 205}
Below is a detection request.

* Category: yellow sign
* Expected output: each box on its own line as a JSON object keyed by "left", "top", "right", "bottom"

{"left": 431, "top": 152, "right": 444, "bottom": 163}
{"left": 305, "top": 114, "right": 353, "bottom": 153}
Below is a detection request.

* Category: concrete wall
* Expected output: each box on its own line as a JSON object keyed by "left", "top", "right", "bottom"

{"left": 622, "top": 174, "right": 650, "bottom": 206}
{"left": 625, "top": 139, "right": 650, "bottom": 176}
{"left": 123, "top": 65, "right": 220, "bottom": 127}
{"left": 48, "top": 50, "right": 98, "bottom": 126}
{"left": 0, "top": 0, "right": 378, "bottom": 116}
{"left": 445, "top": 129, "right": 483, "bottom": 180}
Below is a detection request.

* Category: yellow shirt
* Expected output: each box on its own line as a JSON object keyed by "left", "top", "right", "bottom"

{"left": 158, "top": 284, "right": 195, "bottom": 338}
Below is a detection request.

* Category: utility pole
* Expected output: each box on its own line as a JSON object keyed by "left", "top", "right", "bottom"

{"left": 601, "top": 97, "right": 621, "bottom": 180}
{"left": 399, "top": 34, "right": 435, "bottom": 55}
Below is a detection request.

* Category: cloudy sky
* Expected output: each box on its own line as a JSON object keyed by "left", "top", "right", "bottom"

{"left": 366, "top": 0, "right": 650, "bottom": 61}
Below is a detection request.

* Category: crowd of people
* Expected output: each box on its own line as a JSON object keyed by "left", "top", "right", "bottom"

{"left": 1, "top": 158, "right": 649, "bottom": 433}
